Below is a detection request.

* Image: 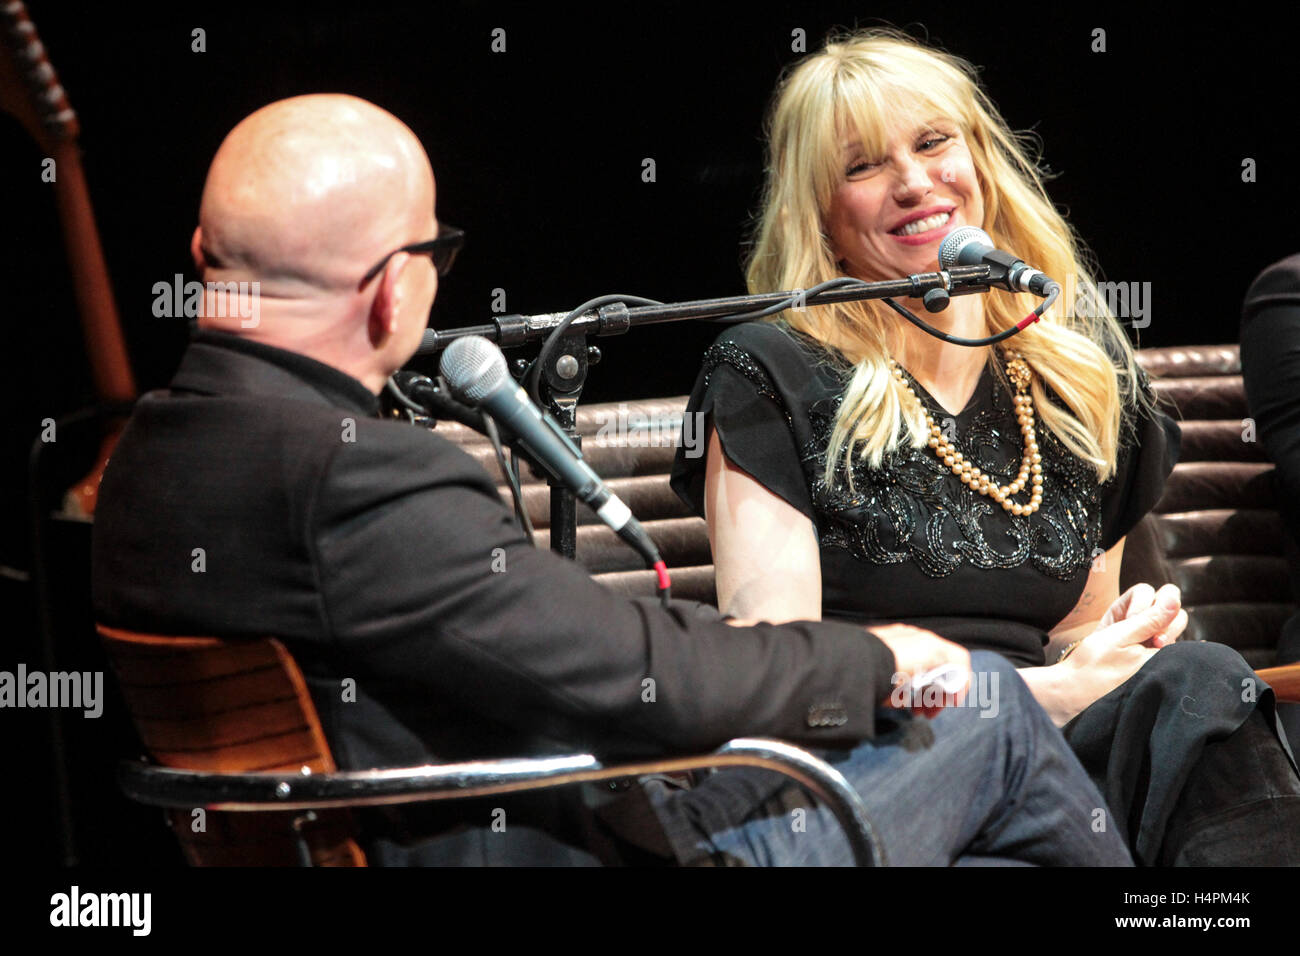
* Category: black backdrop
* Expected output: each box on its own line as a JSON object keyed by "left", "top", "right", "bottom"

{"left": 3, "top": 0, "right": 1298, "bottom": 866}
{"left": 5, "top": 2, "right": 1299, "bottom": 556}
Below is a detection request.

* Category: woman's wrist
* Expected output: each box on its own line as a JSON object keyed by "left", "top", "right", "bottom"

{"left": 1017, "top": 661, "right": 1082, "bottom": 728}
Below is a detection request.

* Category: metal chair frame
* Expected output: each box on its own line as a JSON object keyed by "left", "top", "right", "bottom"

{"left": 117, "top": 738, "right": 886, "bottom": 866}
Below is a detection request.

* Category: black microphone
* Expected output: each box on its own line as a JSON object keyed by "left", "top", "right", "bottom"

{"left": 439, "top": 336, "right": 660, "bottom": 562}
{"left": 389, "top": 370, "right": 495, "bottom": 434}
{"left": 939, "top": 227, "right": 1057, "bottom": 295}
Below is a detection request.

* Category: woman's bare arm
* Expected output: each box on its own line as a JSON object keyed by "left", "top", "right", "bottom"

{"left": 1041, "top": 539, "right": 1125, "bottom": 661}
{"left": 704, "top": 424, "right": 822, "bottom": 623}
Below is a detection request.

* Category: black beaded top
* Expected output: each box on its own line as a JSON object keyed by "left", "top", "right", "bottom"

{"left": 670, "top": 320, "right": 1179, "bottom": 667}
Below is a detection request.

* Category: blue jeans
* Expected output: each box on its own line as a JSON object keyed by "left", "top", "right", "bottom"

{"left": 644, "top": 652, "right": 1133, "bottom": 866}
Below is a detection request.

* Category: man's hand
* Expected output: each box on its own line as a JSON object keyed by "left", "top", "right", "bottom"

{"left": 870, "top": 623, "right": 972, "bottom": 713}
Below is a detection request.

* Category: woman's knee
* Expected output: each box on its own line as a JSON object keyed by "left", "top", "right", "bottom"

{"left": 1145, "top": 639, "right": 1258, "bottom": 695}
{"left": 1153, "top": 638, "right": 1252, "bottom": 675}
{"left": 1135, "top": 639, "right": 1260, "bottom": 721}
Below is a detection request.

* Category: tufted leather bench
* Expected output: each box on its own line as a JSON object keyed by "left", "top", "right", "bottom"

{"left": 1121, "top": 345, "right": 1297, "bottom": 669}
{"left": 436, "top": 344, "right": 1299, "bottom": 669}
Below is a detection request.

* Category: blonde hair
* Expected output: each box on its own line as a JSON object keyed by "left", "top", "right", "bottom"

{"left": 745, "top": 27, "right": 1145, "bottom": 486}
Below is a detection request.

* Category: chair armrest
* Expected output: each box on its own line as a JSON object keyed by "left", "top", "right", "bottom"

{"left": 118, "top": 737, "right": 884, "bottom": 866}
{"left": 1256, "top": 663, "right": 1300, "bottom": 704}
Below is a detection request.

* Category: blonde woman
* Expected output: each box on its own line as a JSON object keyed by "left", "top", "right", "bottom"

{"left": 671, "top": 28, "right": 1300, "bottom": 865}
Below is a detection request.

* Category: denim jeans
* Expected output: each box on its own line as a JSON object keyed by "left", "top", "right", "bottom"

{"left": 644, "top": 652, "right": 1133, "bottom": 866}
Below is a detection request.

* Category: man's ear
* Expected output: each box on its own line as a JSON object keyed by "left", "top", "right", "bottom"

{"left": 368, "top": 252, "right": 409, "bottom": 345}
{"left": 190, "top": 227, "right": 206, "bottom": 272}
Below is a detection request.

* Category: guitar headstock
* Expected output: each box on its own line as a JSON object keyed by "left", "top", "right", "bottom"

{"left": 0, "top": 0, "right": 79, "bottom": 152}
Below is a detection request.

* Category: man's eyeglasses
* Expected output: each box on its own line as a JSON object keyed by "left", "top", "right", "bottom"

{"left": 360, "top": 223, "right": 464, "bottom": 287}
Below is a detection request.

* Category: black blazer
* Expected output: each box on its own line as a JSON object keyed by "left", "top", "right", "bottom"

{"left": 1243, "top": 252, "right": 1300, "bottom": 547}
{"left": 92, "top": 329, "right": 896, "bottom": 863}
{"left": 1241, "top": 253, "right": 1300, "bottom": 721}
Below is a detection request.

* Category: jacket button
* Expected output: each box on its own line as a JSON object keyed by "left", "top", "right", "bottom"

{"left": 806, "top": 702, "right": 848, "bottom": 728}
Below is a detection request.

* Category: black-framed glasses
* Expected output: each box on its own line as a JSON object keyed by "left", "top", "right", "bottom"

{"left": 360, "top": 223, "right": 464, "bottom": 287}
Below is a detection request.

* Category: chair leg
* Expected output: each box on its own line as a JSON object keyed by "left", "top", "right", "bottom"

{"left": 292, "top": 812, "right": 319, "bottom": 867}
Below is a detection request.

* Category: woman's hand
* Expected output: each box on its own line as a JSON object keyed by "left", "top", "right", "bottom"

{"left": 1048, "top": 583, "right": 1187, "bottom": 724}
{"left": 1094, "top": 583, "right": 1185, "bottom": 648}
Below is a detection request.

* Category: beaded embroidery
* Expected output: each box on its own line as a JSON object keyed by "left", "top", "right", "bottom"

{"left": 700, "top": 341, "right": 1111, "bottom": 581}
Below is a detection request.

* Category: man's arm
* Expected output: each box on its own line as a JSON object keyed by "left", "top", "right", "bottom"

{"left": 308, "top": 420, "right": 898, "bottom": 755}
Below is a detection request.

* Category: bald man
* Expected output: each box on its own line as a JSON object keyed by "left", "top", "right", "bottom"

{"left": 190, "top": 94, "right": 436, "bottom": 389}
{"left": 92, "top": 95, "right": 1130, "bottom": 866}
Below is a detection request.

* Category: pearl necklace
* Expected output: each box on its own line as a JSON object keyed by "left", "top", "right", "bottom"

{"left": 889, "top": 350, "right": 1044, "bottom": 516}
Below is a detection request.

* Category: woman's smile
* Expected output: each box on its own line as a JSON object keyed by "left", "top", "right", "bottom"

{"left": 825, "top": 119, "right": 983, "bottom": 278}
{"left": 887, "top": 205, "right": 958, "bottom": 246}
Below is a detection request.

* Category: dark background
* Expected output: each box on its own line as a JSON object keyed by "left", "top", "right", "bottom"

{"left": 3, "top": 1, "right": 1296, "bottom": 865}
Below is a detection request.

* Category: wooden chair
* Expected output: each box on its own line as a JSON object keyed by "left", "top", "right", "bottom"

{"left": 98, "top": 625, "right": 365, "bottom": 866}
{"left": 98, "top": 624, "right": 885, "bottom": 867}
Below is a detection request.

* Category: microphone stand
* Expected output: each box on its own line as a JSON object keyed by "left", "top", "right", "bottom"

{"left": 414, "top": 265, "right": 993, "bottom": 356}
{"left": 405, "top": 265, "right": 995, "bottom": 561}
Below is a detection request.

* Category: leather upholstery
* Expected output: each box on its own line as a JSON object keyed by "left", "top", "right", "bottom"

{"left": 1123, "top": 345, "right": 1297, "bottom": 667}
{"left": 439, "top": 344, "right": 1297, "bottom": 665}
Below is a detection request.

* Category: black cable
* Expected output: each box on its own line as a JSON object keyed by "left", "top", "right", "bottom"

{"left": 384, "top": 375, "right": 430, "bottom": 419}
{"left": 658, "top": 576, "right": 671, "bottom": 609}
{"left": 703, "top": 274, "right": 1061, "bottom": 348}
{"left": 528, "top": 293, "right": 664, "bottom": 405}
{"left": 883, "top": 298, "right": 1022, "bottom": 346}
{"left": 387, "top": 374, "right": 534, "bottom": 541}
{"left": 481, "top": 411, "right": 534, "bottom": 544}
{"left": 701, "top": 276, "right": 874, "bottom": 324}
{"left": 882, "top": 280, "right": 1061, "bottom": 347}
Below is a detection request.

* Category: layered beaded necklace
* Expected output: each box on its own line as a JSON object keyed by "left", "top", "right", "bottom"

{"left": 889, "top": 349, "right": 1044, "bottom": 516}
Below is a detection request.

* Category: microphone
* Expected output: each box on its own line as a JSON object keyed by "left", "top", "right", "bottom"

{"left": 390, "top": 370, "right": 498, "bottom": 434}
{"left": 939, "top": 227, "right": 1057, "bottom": 296}
{"left": 439, "top": 336, "right": 662, "bottom": 564}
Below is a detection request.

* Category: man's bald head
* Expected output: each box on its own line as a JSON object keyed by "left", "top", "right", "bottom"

{"left": 191, "top": 94, "right": 441, "bottom": 391}
{"left": 197, "top": 94, "right": 434, "bottom": 293}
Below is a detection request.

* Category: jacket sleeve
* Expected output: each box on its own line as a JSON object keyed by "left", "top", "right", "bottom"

{"left": 308, "top": 418, "right": 897, "bottom": 757}
{"left": 1242, "top": 253, "right": 1300, "bottom": 545}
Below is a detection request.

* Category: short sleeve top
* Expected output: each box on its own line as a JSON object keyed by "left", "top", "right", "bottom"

{"left": 670, "top": 320, "right": 1180, "bottom": 667}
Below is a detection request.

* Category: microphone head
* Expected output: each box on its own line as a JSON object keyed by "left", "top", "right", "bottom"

{"left": 938, "top": 226, "right": 993, "bottom": 269}
{"left": 439, "top": 336, "right": 510, "bottom": 406}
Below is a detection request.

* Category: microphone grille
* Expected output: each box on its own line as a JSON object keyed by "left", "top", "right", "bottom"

{"left": 439, "top": 336, "right": 510, "bottom": 405}
{"left": 938, "top": 226, "right": 992, "bottom": 269}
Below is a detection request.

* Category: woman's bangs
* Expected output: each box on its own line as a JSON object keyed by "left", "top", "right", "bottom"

{"left": 832, "top": 68, "right": 964, "bottom": 174}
